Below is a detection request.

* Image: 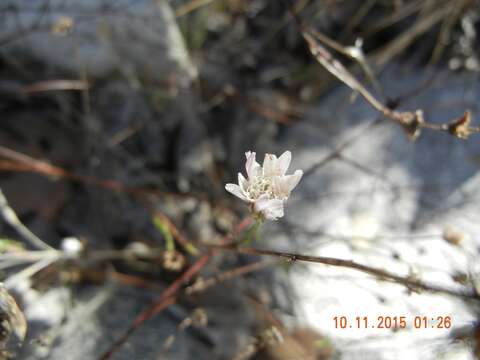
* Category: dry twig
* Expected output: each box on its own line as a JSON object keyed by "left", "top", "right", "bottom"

{"left": 284, "top": 3, "right": 480, "bottom": 140}
{"left": 210, "top": 244, "right": 480, "bottom": 302}
{"left": 0, "top": 189, "right": 53, "bottom": 250}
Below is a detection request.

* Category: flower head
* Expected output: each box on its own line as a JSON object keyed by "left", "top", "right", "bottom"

{"left": 225, "top": 151, "right": 303, "bottom": 220}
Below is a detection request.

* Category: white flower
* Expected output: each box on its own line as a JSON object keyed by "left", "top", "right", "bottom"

{"left": 225, "top": 151, "right": 303, "bottom": 220}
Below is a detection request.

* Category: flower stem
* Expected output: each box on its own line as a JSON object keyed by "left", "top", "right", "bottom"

{"left": 241, "top": 217, "right": 263, "bottom": 245}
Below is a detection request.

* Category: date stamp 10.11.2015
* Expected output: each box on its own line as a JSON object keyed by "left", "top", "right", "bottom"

{"left": 333, "top": 315, "right": 452, "bottom": 330}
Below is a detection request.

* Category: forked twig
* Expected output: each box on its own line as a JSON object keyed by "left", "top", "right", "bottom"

{"left": 186, "top": 259, "right": 277, "bottom": 295}
{"left": 302, "top": 30, "right": 480, "bottom": 139}
{"left": 285, "top": 3, "right": 480, "bottom": 140}
{"left": 100, "top": 217, "right": 254, "bottom": 359}
{"left": 99, "top": 253, "right": 212, "bottom": 360}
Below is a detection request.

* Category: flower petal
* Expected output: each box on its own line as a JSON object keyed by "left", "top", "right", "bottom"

{"left": 245, "top": 151, "right": 261, "bottom": 179}
{"left": 254, "top": 195, "right": 284, "bottom": 220}
{"left": 272, "top": 176, "right": 291, "bottom": 199}
{"left": 284, "top": 170, "right": 303, "bottom": 192}
{"left": 225, "top": 183, "right": 248, "bottom": 202}
{"left": 245, "top": 151, "right": 255, "bottom": 177}
{"left": 238, "top": 172, "right": 249, "bottom": 192}
{"left": 262, "top": 153, "right": 277, "bottom": 177}
{"left": 276, "top": 151, "right": 291, "bottom": 176}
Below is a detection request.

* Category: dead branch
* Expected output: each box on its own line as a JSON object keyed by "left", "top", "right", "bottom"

{"left": 285, "top": 3, "right": 480, "bottom": 140}
{"left": 209, "top": 244, "right": 480, "bottom": 302}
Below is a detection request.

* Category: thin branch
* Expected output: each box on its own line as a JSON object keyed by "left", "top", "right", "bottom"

{"left": 308, "top": 28, "right": 383, "bottom": 94}
{"left": 100, "top": 217, "right": 255, "bottom": 359}
{"left": 429, "top": 0, "right": 468, "bottom": 64}
{"left": 339, "top": 0, "right": 377, "bottom": 40}
{"left": 209, "top": 245, "right": 480, "bottom": 302}
{"left": 99, "top": 252, "right": 212, "bottom": 360}
{"left": 0, "top": 145, "right": 213, "bottom": 205}
{"left": 371, "top": 2, "right": 453, "bottom": 67}
{"left": 186, "top": 259, "right": 277, "bottom": 295}
{"left": 286, "top": 4, "right": 480, "bottom": 140}
{"left": 22, "top": 79, "right": 88, "bottom": 94}
{"left": 303, "top": 117, "right": 381, "bottom": 179}
{"left": 4, "top": 256, "right": 59, "bottom": 289}
{"left": 0, "top": 189, "right": 54, "bottom": 250}
{"left": 361, "top": 0, "right": 423, "bottom": 38}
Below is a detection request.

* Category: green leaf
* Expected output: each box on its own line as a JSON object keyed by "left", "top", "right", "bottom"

{"left": 152, "top": 217, "right": 175, "bottom": 252}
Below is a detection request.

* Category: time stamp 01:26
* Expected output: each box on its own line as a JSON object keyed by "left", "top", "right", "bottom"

{"left": 333, "top": 315, "right": 452, "bottom": 329}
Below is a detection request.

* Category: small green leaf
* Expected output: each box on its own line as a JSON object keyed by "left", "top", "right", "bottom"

{"left": 152, "top": 217, "right": 175, "bottom": 252}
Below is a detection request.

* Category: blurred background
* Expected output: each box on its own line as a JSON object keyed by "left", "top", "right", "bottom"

{"left": 1, "top": 0, "right": 480, "bottom": 359}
